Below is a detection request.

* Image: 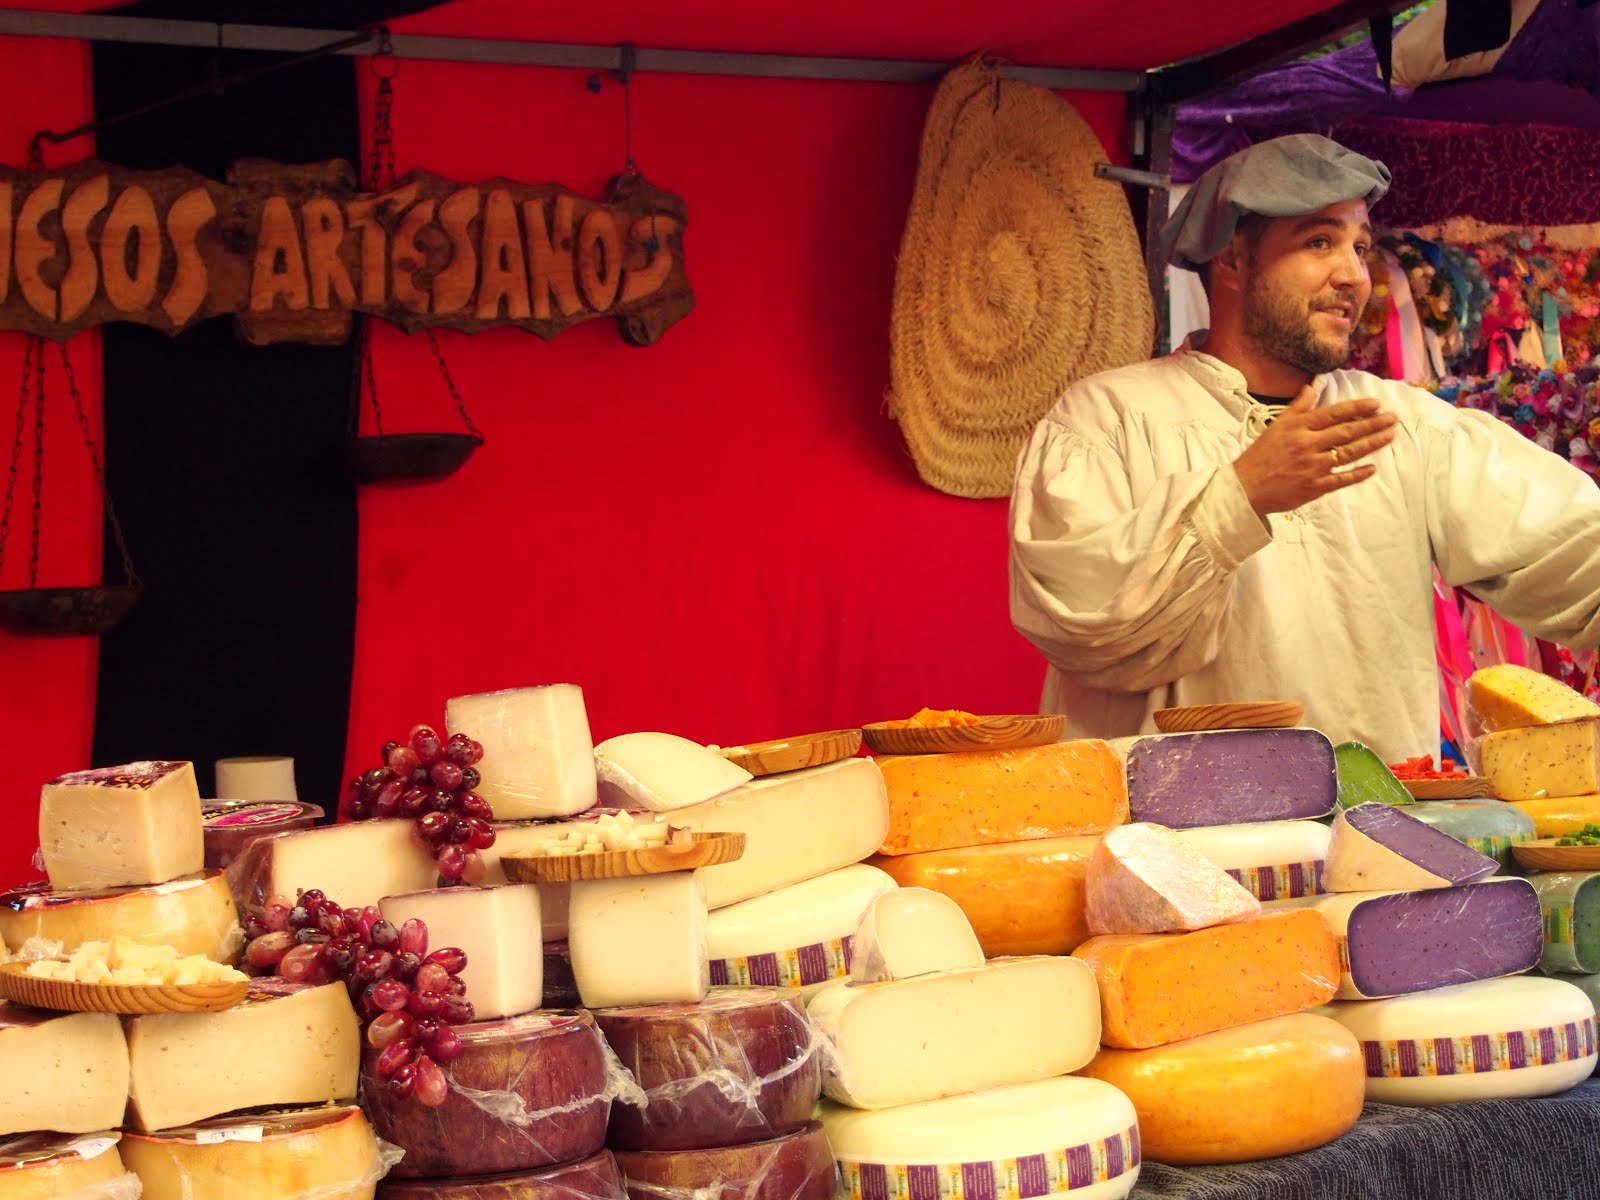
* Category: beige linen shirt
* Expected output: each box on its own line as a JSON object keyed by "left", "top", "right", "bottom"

{"left": 1009, "top": 344, "right": 1600, "bottom": 761}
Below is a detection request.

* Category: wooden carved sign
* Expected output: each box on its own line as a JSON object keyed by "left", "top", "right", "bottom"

{"left": 0, "top": 158, "right": 692, "bottom": 346}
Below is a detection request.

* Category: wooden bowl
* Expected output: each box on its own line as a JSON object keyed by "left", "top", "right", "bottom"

{"left": 499, "top": 831, "right": 745, "bottom": 884}
{"left": 0, "top": 584, "right": 139, "bottom": 636}
{"left": 0, "top": 962, "right": 248, "bottom": 1014}
{"left": 1152, "top": 701, "right": 1304, "bottom": 733}
{"left": 860, "top": 713, "right": 1065, "bottom": 755}
{"left": 348, "top": 433, "right": 482, "bottom": 485}
{"left": 715, "top": 729, "right": 861, "bottom": 776}
{"left": 1402, "top": 777, "right": 1492, "bottom": 800}
{"left": 1511, "top": 839, "right": 1600, "bottom": 873}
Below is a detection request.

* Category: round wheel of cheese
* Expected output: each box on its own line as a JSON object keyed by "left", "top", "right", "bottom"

{"left": 362, "top": 1010, "right": 610, "bottom": 1178}
{"left": 1324, "top": 975, "right": 1598, "bottom": 1104}
{"left": 202, "top": 800, "right": 324, "bottom": 871}
{"left": 120, "top": 1105, "right": 382, "bottom": 1200}
{"left": 0, "top": 872, "right": 242, "bottom": 963}
{"left": 0, "top": 1132, "right": 138, "bottom": 1200}
{"left": 596, "top": 988, "right": 821, "bottom": 1151}
{"left": 1078, "top": 1013, "right": 1363, "bottom": 1163}
{"left": 379, "top": 1149, "right": 626, "bottom": 1199}
{"left": 614, "top": 1122, "right": 833, "bottom": 1200}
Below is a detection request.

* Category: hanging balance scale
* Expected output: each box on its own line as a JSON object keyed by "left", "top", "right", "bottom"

{"left": 0, "top": 336, "right": 140, "bottom": 635}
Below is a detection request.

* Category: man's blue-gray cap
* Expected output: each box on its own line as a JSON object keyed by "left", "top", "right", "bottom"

{"left": 1160, "top": 134, "right": 1391, "bottom": 271}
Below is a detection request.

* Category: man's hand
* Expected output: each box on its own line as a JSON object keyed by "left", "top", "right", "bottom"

{"left": 1233, "top": 386, "right": 1399, "bottom": 518}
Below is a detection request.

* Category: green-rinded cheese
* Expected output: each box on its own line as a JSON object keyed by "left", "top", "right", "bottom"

{"left": 1529, "top": 872, "right": 1600, "bottom": 974}
{"left": 1334, "top": 742, "right": 1414, "bottom": 810}
{"left": 1405, "top": 800, "right": 1537, "bottom": 873}
{"left": 1480, "top": 719, "right": 1600, "bottom": 802}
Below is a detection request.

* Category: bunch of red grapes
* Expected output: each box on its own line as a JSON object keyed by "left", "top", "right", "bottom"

{"left": 242, "top": 889, "right": 472, "bottom": 1107}
{"left": 345, "top": 723, "right": 496, "bottom": 885}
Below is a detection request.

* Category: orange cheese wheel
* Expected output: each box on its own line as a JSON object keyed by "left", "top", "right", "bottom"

{"left": 1072, "top": 909, "right": 1340, "bottom": 1049}
{"left": 874, "top": 740, "right": 1126, "bottom": 856}
{"left": 1077, "top": 1013, "right": 1364, "bottom": 1163}
{"left": 867, "top": 836, "right": 1099, "bottom": 956}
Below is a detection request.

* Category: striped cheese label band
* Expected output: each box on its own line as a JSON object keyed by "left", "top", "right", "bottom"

{"left": 1465, "top": 834, "right": 1529, "bottom": 861}
{"left": 1225, "top": 860, "right": 1324, "bottom": 901}
{"left": 1361, "top": 1017, "right": 1598, "bottom": 1078}
{"left": 1545, "top": 905, "right": 1576, "bottom": 947}
{"left": 838, "top": 1126, "right": 1141, "bottom": 1200}
{"left": 709, "top": 935, "right": 853, "bottom": 989}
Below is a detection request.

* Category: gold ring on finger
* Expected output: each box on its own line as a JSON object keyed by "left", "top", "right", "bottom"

{"left": 1330, "top": 448, "right": 1340, "bottom": 468}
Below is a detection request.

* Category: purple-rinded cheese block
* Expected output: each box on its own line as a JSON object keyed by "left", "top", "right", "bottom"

{"left": 1334, "top": 878, "right": 1542, "bottom": 999}
{"left": 1124, "top": 728, "right": 1336, "bottom": 829}
{"left": 1325, "top": 802, "right": 1499, "bottom": 892}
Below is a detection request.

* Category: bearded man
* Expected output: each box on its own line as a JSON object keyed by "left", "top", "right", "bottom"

{"left": 1008, "top": 134, "right": 1600, "bottom": 760}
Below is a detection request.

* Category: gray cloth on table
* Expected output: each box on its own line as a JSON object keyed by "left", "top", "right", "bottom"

{"left": 1131, "top": 1080, "right": 1600, "bottom": 1199}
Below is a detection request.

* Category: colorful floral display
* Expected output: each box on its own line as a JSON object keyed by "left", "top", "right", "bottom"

{"left": 1436, "top": 364, "right": 1600, "bottom": 482}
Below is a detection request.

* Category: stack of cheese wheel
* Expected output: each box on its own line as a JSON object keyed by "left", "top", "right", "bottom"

{"left": 1282, "top": 793, "right": 1594, "bottom": 1104}
{"left": 1468, "top": 664, "right": 1600, "bottom": 835}
{"left": 1070, "top": 820, "right": 1362, "bottom": 1163}
{"left": 814, "top": 887, "right": 1141, "bottom": 1199}
{"left": 865, "top": 735, "right": 1129, "bottom": 955}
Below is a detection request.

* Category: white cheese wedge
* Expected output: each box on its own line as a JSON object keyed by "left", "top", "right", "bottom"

{"left": 226, "top": 817, "right": 438, "bottom": 913}
{"left": 446, "top": 684, "right": 598, "bottom": 819}
{"left": 0, "top": 1132, "right": 137, "bottom": 1200}
{"left": 380, "top": 883, "right": 543, "bottom": 1021}
{"left": 708, "top": 864, "right": 897, "bottom": 995}
{"left": 0, "top": 871, "right": 242, "bottom": 963}
{"left": 807, "top": 955, "right": 1100, "bottom": 1109}
{"left": 850, "top": 887, "right": 984, "bottom": 983}
{"left": 670, "top": 758, "right": 890, "bottom": 909}
{"left": 0, "top": 1005, "right": 130, "bottom": 1136}
{"left": 1085, "top": 822, "right": 1260, "bottom": 935}
{"left": 125, "top": 981, "right": 359, "bottom": 1131}
{"left": 568, "top": 870, "right": 709, "bottom": 1009}
{"left": 594, "top": 732, "right": 752, "bottom": 811}
{"left": 38, "top": 760, "right": 204, "bottom": 891}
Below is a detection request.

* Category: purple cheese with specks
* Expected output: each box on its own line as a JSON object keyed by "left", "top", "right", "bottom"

{"left": 1124, "top": 728, "right": 1336, "bottom": 829}
{"left": 1343, "top": 802, "right": 1498, "bottom": 885}
{"left": 1345, "top": 878, "right": 1542, "bottom": 998}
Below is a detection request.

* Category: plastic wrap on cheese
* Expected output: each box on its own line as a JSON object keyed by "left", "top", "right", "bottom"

{"left": 376, "top": 1150, "right": 629, "bottom": 1200}
{"left": 1084, "top": 823, "right": 1259, "bottom": 936}
{"left": 1478, "top": 718, "right": 1600, "bottom": 801}
{"left": 612, "top": 1121, "right": 835, "bottom": 1200}
{"left": 0, "top": 1132, "right": 141, "bottom": 1200}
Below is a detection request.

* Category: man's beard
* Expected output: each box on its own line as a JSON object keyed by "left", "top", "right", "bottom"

{"left": 1240, "top": 271, "right": 1354, "bottom": 377}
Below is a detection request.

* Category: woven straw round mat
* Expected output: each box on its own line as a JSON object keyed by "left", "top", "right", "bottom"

{"left": 888, "top": 62, "right": 1154, "bottom": 498}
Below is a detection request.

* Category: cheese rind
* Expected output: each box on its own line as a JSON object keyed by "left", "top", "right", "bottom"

{"left": 874, "top": 739, "right": 1126, "bottom": 855}
{"left": 1528, "top": 872, "right": 1600, "bottom": 974}
{"left": 0, "top": 1006, "right": 129, "bottom": 1136}
{"left": 669, "top": 759, "right": 890, "bottom": 909}
{"left": 0, "top": 871, "right": 242, "bottom": 963}
{"left": 868, "top": 836, "right": 1098, "bottom": 956}
{"left": 1077, "top": 1014, "right": 1364, "bottom": 1164}
{"left": 850, "top": 887, "right": 984, "bottom": 982}
{"left": 1333, "top": 742, "right": 1415, "bottom": 809}
{"left": 226, "top": 817, "right": 438, "bottom": 914}
{"left": 594, "top": 733, "right": 752, "bottom": 811}
{"left": 446, "top": 685, "right": 598, "bottom": 819}
{"left": 1085, "top": 823, "right": 1259, "bottom": 936}
{"left": 821, "top": 1078, "right": 1140, "bottom": 1200}
{"left": 1324, "top": 803, "right": 1498, "bottom": 892}
{"left": 380, "top": 884, "right": 543, "bottom": 1020}
{"left": 806, "top": 956, "right": 1100, "bottom": 1109}
{"left": 119, "top": 1105, "right": 383, "bottom": 1200}
{"left": 568, "top": 871, "right": 709, "bottom": 1009}
{"left": 1171, "top": 820, "right": 1328, "bottom": 901}
{"left": 613, "top": 1121, "right": 835, "bottom": 1200}
{"left": 1468, "top": 664, "right": 1600, "bottom": 733}
{"left": 1123, "top": 729, "right": 1337, "bottom": 828}
{"left": 125, "top": 981, "right": 359, "bottom": 1131}
{"left": 1404, "top": 800, "right": 1536, "bottom": 872}
{"left": 376, "top": 1150, "right": 627, "bottom": 1200}
{"left": 0, "top": 1133, "right": 136, "bottom": 1200}
{"left": 38, "top": 760, "right": 204, "bottom": 891}
{"left": 1480, "top": 718, "right": 1600, "bottom": 801}
{"left": 1072, "top": 909, "right": 1340, "bottom": 1049}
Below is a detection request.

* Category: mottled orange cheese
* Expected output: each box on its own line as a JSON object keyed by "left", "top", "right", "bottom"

{"left": 874, "top": 740, "right": 1126, "bottom": 856}
{"left": 1071, "top": 908, "right": 1340, "bottom": 1049}
{"left": 1077, "top": 1013, "right": 1364, "bottom": 1164}
{"left": 1506, "top": 793, "right": 1600, "bottom": 838}
{"left": 867, "top": 835, "right": 1100, "bottom": 956}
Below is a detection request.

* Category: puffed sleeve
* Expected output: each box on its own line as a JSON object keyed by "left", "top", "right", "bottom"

{"left": 1009, "top": 416, "right": 1273, "bottom": 692}
{"left": 1428, "top": 407, "right": 1600, "bottom": 648}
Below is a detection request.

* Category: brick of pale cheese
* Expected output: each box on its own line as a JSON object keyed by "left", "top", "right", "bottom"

{"left": 668, "top": 758, "right": 890, "bottom": 909}
{"left": 1405, "top": 800, "right": 1536, "bottom": 873}
{"left": 1072, "top": 908, "right": 1340, "bottom": 1049}
{"left": 1085, "top": 823, "right": 1259, "bottom": 936}
{"left": 225, "top": 816, "right": 438, "bottom": 914}
{"left": 806, "top": 956, "right": 1100, "bottom": 1108}
{"left": 594, "top": 732, "right": 751, "bottom": 810}
{"left": 125, "top": 980, "right": 359, "bottom": 1131}
{"left": 1480, "top": 718, "right": 1600, "bottom": 801}
{"left": 380, "top": 883, "right": 543, "bottom": 1020}
{"left": 1171, "top": 820, "right": 1329, "bottom": 901}
{"left": 446, "top": 684, "right": 598, "bottom": 819}
{"left": 120, "top": 1105, "right": 383, "bottom": 1200}
{"left": 1468, "top": 664, "right": 1600, "bottom": 734}
{"left": 0, "top": 871, "right": 242, "bottom": 963}
{"left": 483, "top": 815, "right": 628, "bottom": 940}
{"left": 1324, "top": 803, "right": 1498, "bottom": 892}
{"left": 38, "top": 760, "right": 203, "bottom": 891}
{"left": 849, "top": 887, "right": 984, "bottom": 982}
{"left": 1123, "top": 729, "right": 1336, "bottom": 827}
{"left": 868, "top": 836, "right": 1099, "bottom": 956}
{"left": 1077, "top": 1013, "right": 1364, "bottom": 1164}
{"left": 568, "top": 871, "right": 709, "bottom": 1009}
{"left": 0, "top": 1005, "right": 129, "bottom": 1136}
{"left": 0, "top": 1132, "right": 135, "bottom": 1200}
{"left": 1333, "top": 742, "right": 1415, "bottom": 810}
{"left": 1507, "top": 793, "right": 1600, "bottom": 838}
{"left": 873, "top": 739, "right": 1124, "bottom": 856}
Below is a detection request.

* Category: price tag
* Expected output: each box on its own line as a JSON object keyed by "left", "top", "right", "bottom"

{"left": 194, "top": 1125, "right": 264, "bottom": 1145}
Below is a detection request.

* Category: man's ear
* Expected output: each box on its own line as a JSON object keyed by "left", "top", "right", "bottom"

{"left": 1209, "top": 239, "right": 1248, "bottom": 293}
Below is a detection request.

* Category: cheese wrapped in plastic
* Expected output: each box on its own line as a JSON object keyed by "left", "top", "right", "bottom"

{"left": 1084, "top": 823, "right": 1259, "bottom": 936}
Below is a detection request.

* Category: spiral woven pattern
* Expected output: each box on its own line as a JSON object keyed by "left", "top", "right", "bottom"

{"left": 889, "top": 62, "right": 1154, "bottom": 498}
